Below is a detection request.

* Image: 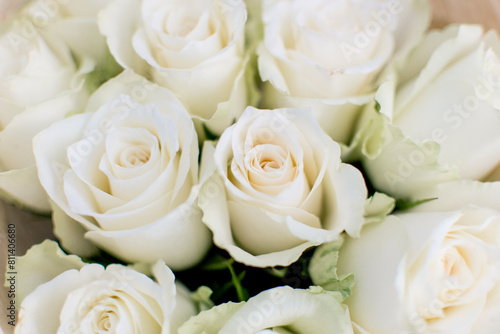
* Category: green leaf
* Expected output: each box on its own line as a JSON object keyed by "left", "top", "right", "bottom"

{"left": 395, "top": 197, "right": 438, "bottom": 211}
{"left": 85, "top": 49, "right": 123, "bottom": 93}
{"left": 265, "top": 267, "right": 288, "bottom": 278}
{"left": 363, "top": 192, "right": 396, "bottom": 225}
{"left": 308, "top": 238, "right": 354, "bottom": 301}
{"left": 212, "top": 281, "right": 237, "bottom": 303}
{"left": 226, "top": 259, "right": 250, "bottom": 302}
{"left": 191, "top": 286, "right": 214, "bottom": 312}
{"left": 319, "top": 274, "right": 355, "bottom": 301}
{"left": 200, "top": 253, "right": 233, "bottom": 271}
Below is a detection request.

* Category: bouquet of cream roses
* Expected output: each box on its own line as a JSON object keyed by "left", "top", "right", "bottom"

{"left": 1, "top": 0, "right": 500, "bottom": 333}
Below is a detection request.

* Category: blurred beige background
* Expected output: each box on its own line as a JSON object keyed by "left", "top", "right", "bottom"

{"left": 431, "top": 0, "right": 500, "bottom": 30}
{"left": 1, "top": 0, "right": 500, "bottom": 333}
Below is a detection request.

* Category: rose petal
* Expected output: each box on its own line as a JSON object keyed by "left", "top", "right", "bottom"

{"left": 52, "top": 202, "right": 99, "bottom": 257}
{"left": 0, "top": 166, "right": 50, "bottom": 212}
{"left": 16, "top": 240, "right": 85, "bottom": 306}
{"left": 219, "top": 287, "right": 351, "bottom": 333}
{"left": 411, "top": 180, "right": 500, "bottom": 213}
{"left": 15, "top": 268, "right": 88, "bottom": 333}
{"left": 337, "top": 216, "right": 412, "bottom": 333}
{"left": 85, "top": 197, "right": 211, "bottom": 271}
{"left": 152, "top": 50, "right": 243, "bottom": 120}
{"left": 99, "top": 0, "right": 148, "bottom": 74}
{"left": 394, "top": 25, "right": 500, "bottom": 180}
{"left": 228, "top": 200, "right": 311, "bottom": 255}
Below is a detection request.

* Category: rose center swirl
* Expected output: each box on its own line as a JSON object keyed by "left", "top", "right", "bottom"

{"left": 92, "top": 305, "right": 118, "bottom": 332}
{"left": 245, "top": 144, "right": 297, "bottom": 188}
{"left": 119, "top": 145, "right": 152, "bottom": 168}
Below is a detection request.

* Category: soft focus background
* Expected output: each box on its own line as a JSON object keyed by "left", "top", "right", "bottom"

{"left": 432, "top": 0, "right": 500, "bottom": 30}
{"left": 1, "top": 0, "right": 500, "bottom": 332}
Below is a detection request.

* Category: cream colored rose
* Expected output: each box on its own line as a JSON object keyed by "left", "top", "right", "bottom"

{"left": 257, "top": 0, "right": 430, "bottom": 143}
{"left": 198, "top": 106, "right": 367, "bottom": 267}
{"left": 355, "top": 24, "right": 500, "bottom": 199}
{"left": 179, "top": 286, "right": 369, "bottom": 334}
{"left": 0, "top": 18, "right": 92, "bottom": 212}
{"left": 18, "top": 0, "right": 113, "bottom": 61}
{"left": 14, "top": 241, "right": 195, "bottom": 334}
{"left": 99, "top": 0, "right": 249, "bottom": 134}
{"left": 33, "top": 70, "right": 211, "bottom": 270}
{"left": 337, "top": 206, "right": 500, "bottom": 333}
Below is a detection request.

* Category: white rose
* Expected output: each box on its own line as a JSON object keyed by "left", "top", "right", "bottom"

{"left": 355, "top": 24, "right": 500, "bottom": 199}
{"left": 337, "top": 206, "right": 500, "bottom": 334}
{"left": 179, "top": 286, "right": 369, "bottom": 334}
{"left": 0, "top": 19, "right": 92, "bottom": 212}
{"left": 11, "top": 0, "right": 113, "bottom": 62}
{"left": 14, "top": 240, "right": 195, "bottom": 334}
{"left": 198, "top": 106, "right": 367, "bottom": 267}
{"left": 99, "top": 0, "right": 249, "bottom": 134}
{"left": 33, "top": 70, "right": 212, "bottom": 270}
{"left": 257, "top": 0, "right": 430, "bottom": 143}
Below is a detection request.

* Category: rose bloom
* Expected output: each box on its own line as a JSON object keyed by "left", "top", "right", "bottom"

{"left": 99, "top": 0, "right": 248, "bottom": 134}
{"left": 0, "top": 18, "right": 92, "bottom": 212}
{"left": 20, "top": 0, "right": 113, "bottom": 61}
{"left": 257, "top": 0, "right": 430, "bottom": 143}
{"left": 338, "top": 203, "right": 500, "bottom": 333}
{"left": 14, "top": 241, "right": 195, "bottom": 334}
{"left": 34, "top": 70, "right": 211, "bottom": 270}
{"left": 356, "top": 24, "right": 500, "bottom": 199}
{"left": 178, "top": 286, "right": 369, "bottom": 334}
{"left": 198, "top": 106, "right": 367, "bottom": 267}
